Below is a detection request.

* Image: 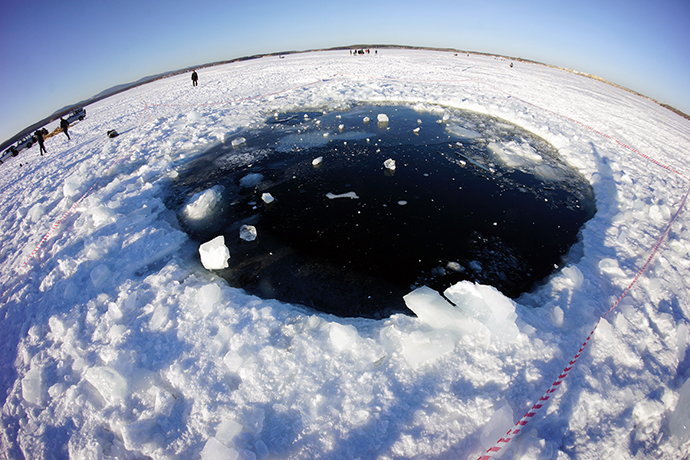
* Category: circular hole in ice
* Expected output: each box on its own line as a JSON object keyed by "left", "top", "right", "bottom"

{"left": 166, "top": 104, "right": 596, "bottom": 319}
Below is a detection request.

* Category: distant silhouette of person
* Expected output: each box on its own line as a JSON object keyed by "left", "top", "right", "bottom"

{"left": 191, "top": 70, "right": 198, "bottom": 87}
{"left": 60, "top": 118, "right": 71, "bottom": 140}
{"left": 34, "top": 129, "right": 47, "bottom": 155}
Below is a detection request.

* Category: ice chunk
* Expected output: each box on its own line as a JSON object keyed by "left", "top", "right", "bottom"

{"left": 677, "top": 322, "right": 688, "bottom": 362}
{"left": 326, "top": 191, "right": 359, "bottom": 200}
{"left": 239, "top": 224, "right": 257, "bottom": 242}
{"left": 312, "top": 156, "right": 323, "bottom": 166}
{"left": 413, "top": 127, "right": 420, "bottom": 134}
{"left": 488, "top": 140, "right": 543, "bottom": 169}
{"left": 90, "top": 206, "right": 115, "bottom": 227}
{"left": 444, "top": 282, "right": 519, "bottom": 342}
{"left": 197, "top": 283, "right": 222, "bottom": 316}
{"left": 200, "top": 437, "right": 239, "bottom": 460}
{"left": 187, "top": 111, "right": 201, "bottom": 122}
{"left": 223, "top": 350, "right": 243, "bottom": 372}
{"left": 216, "top": 419, "right": 243, "bottom": 445}
{"left": 384, "top": 158, "right": 396, "bottom": 170}
{"left": 363, "top": 116, "right": 370, "bottom": 124}
{"left": 561, "top": 265, "right": 584, "bottom": 287}
{"left": 669, "top": 377, "right": 690, "bottom": 443}
{"left": 231, "top": 137, "right": 246, "bottom": 147}
{"left": 63, "top": 173, "right": 84, "bottom": 197}
{"left": 239, "top": 173, "right": 263, "bottom": 188}
{"left": 261, "top": 192, "right": 275, "bottom": 204}
{"left": 27, "top": 203, "right": 46, "bottom": 222}
{"left": 480, "top": 404, "right": 514, "bottom": 449}
{"left": 401, "top": 330, "right": 455, "bottom": 369}
{"left": 149, "top": 306, "right": 169, "bottom": 331}
{"left": 22, "top": 366, "right": 43, "bottom": 405}
{"left": 377, "top": 114, "right": 389, "bottom": 125}
{"left": 199, "top": 236, "right": 230, "bottom": 270}
{"left": 447, "top": 124, "right": 481, "bottom": 140}
{"left": 551, "top": 306, "right": 564, "bottom": 327}
{"left": 329, "top": 323, "right": 359, "bottom": 351}
{"left": 84, "top": 366, "right": 128, "bottom": 405}
{"left": 184, "top": 185, "right": 224, "bottom": 220}
{"left": 403, "top": 286, "right": 485, "bottom": 336}
{"left": 90, "top": 264, "right": 111, "bottom": 288}
{"left": 446, "top": 261, "right": 465, "bottom": 273}
{"left": 397, "top": 200, "right": 407, "bottom": 206}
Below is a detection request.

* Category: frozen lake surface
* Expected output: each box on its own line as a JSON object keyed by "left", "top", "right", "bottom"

{"left": 169, "top": 104, "right": 595, "bottom": 317}
{"left": 1, "top": 50, "right": 689, "bottom": 460}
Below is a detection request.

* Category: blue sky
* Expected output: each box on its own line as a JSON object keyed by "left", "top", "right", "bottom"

{"left": 1, "top": 0, "right": 688, "bottom": 145}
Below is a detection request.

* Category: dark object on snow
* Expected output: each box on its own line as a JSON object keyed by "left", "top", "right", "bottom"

{"left": 191, "top": 70, "right": 198, "bottom": 87}
{"left": 107, "top": 130, "right": 119, "bottom": 138}
{"left": 510, "top": 62, "right": 514, "bottom": 68}
{"left": 60, "top": 118, "right": 71, "bottom": 140}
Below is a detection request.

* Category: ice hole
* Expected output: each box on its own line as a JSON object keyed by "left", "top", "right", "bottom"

{"left": 167, "top": 104, "right": 595, "bottom": 318}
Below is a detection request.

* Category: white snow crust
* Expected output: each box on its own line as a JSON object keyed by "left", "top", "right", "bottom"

{"left": 1, "top": 49, "right": 690, "bottom": 459}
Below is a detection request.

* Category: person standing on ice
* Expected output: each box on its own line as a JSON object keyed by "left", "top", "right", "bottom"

{"left": 191, "top": 70, "right": 198, "bottom": 87}
{"left": 60, "top": 117, "right": 71, "bottom": 140}
{"left": 34, "top": 128, "right": 47, "bottom": 155}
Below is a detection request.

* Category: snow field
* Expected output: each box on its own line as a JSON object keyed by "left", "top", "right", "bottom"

{"left": 1, "top": 50, "right": 689, "bottom": 459}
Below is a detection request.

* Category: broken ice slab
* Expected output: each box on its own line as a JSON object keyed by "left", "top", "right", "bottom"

{"left": 199, "top": 236, "right": 230, "bottom": 270}
{"left": 261, "top": 193, "right": 275, "bottom": 204}
{"left": 326, "top": 191, "right": 359, "bottom": 200}
{"left": 384, "top": 158, "right": 396, "bottom": 170}
{"left": 239, "top": 225, "right": 257, "bottom": 241}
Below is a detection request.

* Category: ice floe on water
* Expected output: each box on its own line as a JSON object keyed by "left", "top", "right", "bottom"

{"left": 1, "top": 49, "right": 689, "bottom": 460}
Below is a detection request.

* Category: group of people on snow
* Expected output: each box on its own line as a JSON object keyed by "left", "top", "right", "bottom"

{"left": 33, "top": 117, "right": 71, "bottom": 156}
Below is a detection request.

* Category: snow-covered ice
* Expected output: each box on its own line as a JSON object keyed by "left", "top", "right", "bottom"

{"left": 1, "top": 49, "right": 690, "bottom": 459}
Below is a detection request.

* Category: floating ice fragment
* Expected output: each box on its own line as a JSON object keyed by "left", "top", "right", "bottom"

{"left": 239, "top": 224, "right": 257, "bottom": 241}
{"left": 413, "top": 127, "right": 420, "bottom": 134}
{"left": 377, "top": 114, "right": 389, "bottom": 124}
{"left": 326, "top": 191, "right": 359, "bottom": 200}
{"left": 231, "top": 137, "right": 246, "bottom": 147}
{"left": 397, "top": 201, "right": 407, "bottom": 206}
{"left": 363, "top": 116, "right": 370, "bottom": 124}
{"left": 338, "top": 124, "right": 345, "bottom": 131}
{"left": 261, "top": 192, "right": 275, "bottom": 204}
{"left": 447, "top": 124, "right": 481, "bottom": 140}
{"left": 446, "top": 261, "right": 465, "bottom": 272}
{"left": 384, "top": 158, "right": 396, "bottom": 170}
{"left": 184, "top": 185, "right": 224, "bottom": 220}
{"left": 312, "top": 156, "right": 323, "bottom": 166}
{"left": 239, "top": 173, "right": 263, "bottom": 188}
{"left": 199, "top": 236, "right": 230, "bottom": 270}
